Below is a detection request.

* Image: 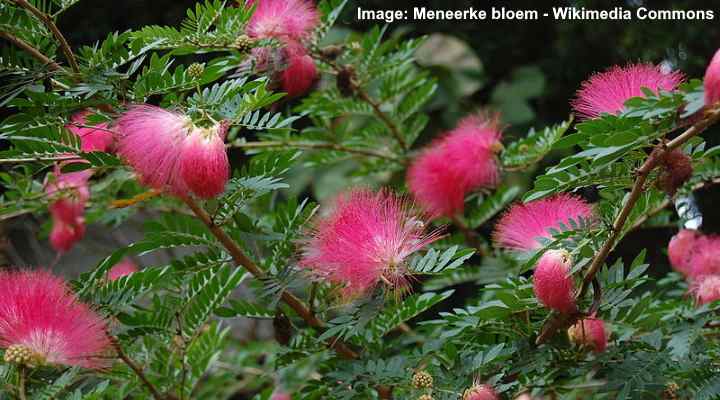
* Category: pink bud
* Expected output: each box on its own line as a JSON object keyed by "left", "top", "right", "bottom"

{"left": 689, "top": 235, "right": 720, "bottom": 278}
{"left": 67, "top": 110, "right": 114, "bottom": 153}
{"left": 693, "top": 275, "right": 720, "bottom": 305}
{"left": 178, "top": 126, "right": 230, "bottom": 199}
{"left": 280, "top": 49, "right": 318, "bottom": 98}
{"left": 107, "top": 259, "right": 139, "bottom": 281}
{"left": 270, "top": 392, "right": 291, "bottom": 400}
{"left": 463, "top": 384, "right": 499, "bottom": 400}
{"left": 668, "top": 229, "right": 701, "bottom": 277}
{"left": 49, "top": 218, "right": 85, "bottom": 253}
{"left": 568, "top": 317, "right": 608, "bottom": 353}
{"left": 704, "top": 49, "right": 720, "bottom": 106}
{"left": 533, "top": 250, "right": 576, "bottom": 314}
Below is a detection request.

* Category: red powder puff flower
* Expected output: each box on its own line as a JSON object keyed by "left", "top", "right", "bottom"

{"left": 462, "top": 383, "right": 500, "bottom": 400}
{"left": 704, "top": 49, "right": 720, "bottom": 106}
{"left": 668, "top": 229, "right": 702, "bottom": 277}
{"left": 493, "top": 194, "right": 594, "bottom": 252}
{"left": 67, "top": 110, "right": 114, "bottom": 153}
{"left": 693, "top": 275, "right": 720, "bottom": 305}
{"left": 115, "top": 105, "right": 229, "bottom": 199}
{"left": 45, "top": 167, "right": 92, "bottom": 253}
{"left": 407, "top": 113, "right": 503, "bottom": 218}
{"left": 0, "top": 270, "right": 112, "bottom": 369}
{"left": 572, "top": 63, "right": 684, "bottom": 120}
{"left": 533, "top": 249, "right": 577, "bottom": 314}
{"left": 107, "top": 259, "right": 139, "bottom": 281}
{"left": 280, "top": 45, "right": 318, "bottom": 98}
{"left": 299, "top": 188, "right": 442, "bottom": 299}
{"left": 246, "top": 0, "right": 319, "bottom": 43}
{"left": 568, "top": 316, "right": 608, "bottom": 353}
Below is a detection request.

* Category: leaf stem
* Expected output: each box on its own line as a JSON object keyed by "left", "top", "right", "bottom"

{"left": 11, "top": 0, "right": 79, "bottom": 72}
{"left": 18, "top": 365, "right": 27, "bottom": 400}
{"left": 0, "top": 30, "right": 61, "bottom": 71}
{"left": 111, "top": 337, "right": 165, "bottom": 400}
{"left": 180, "top": 196, "right": 359, "bottom": 359}
{"left": 231, "top": 140, "right": 403, "bottom": 163}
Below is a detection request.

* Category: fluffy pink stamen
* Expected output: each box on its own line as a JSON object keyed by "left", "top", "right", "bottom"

{"left": 533, "top": 250, "right": 577, "bottom": 314}
{"left": 668, "top": 229, "right": 702, "bottom": 277}
{"left": 572, "top": 63, "right": 684, "bottom": 120}
{"left": 493, "top": 194, "right": 594, "bottom": 252}
{"left": 299, "top": 188, "right": 441, "bottom": 299}
{"left": 463, "top": 384, "right": 500, "bottom": 400}
{"left": 115, "top": 105, "right": 229, "bottom": 199}
{"left": 280, "top": 46, "right": 318, "bottom": 98}
{"left": 45, "top": 166, "right": 92, "bottom": 253}
{"left": 407, "top": 113, "right": 502, "bottom": 218}
{"left": 693, "top": 275, "right": 720, "bottom": 305}
{"left": 705, "top": 49, "right": 720, "bottom": 106}
{"left": 246, "top": 0, "right": 319, "bottom": 42}
{"left": 0, "top": 269, "right": 112, "bottom": 369}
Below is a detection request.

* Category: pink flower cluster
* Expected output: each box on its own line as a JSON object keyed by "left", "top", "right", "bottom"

{"left": 115, "top": 105, "right": 229, "bottom": 199}
{"left": 572, "top": 63, "right": 684, "bottom": 120}
{"left": 299, "top": 188, "right": 441, "bottom": 299}
{"left": 407, "top": 113, "right": 503, "bottom": 218}
{"left": 107, "top": 258, "right": 139, "bottom": 281}
{"left": 45, "top": 166, "right": 92, "bottom": 253}
{"left": 668, "top": 229, "right": 720, "bottom": 304}
{"left": 493, "top": 194, "right": 596, "bottom": 317}
{"left": 246, "top": 0, "right": 320, "bottom": 97}
{"left": 462, "top": 383, "right": 499, "bottom": 400}
{"left": 0, "top": 269, "right": 112, "bottom": 369}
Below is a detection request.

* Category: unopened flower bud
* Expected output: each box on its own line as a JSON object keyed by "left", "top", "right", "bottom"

{"left": 3, "top": 344, "right": 44, "bottom": 367}
{"left": 187, "top": 62, "right": 205, "bottom": 79}
{"left": 412, "top": 370, "right": 433, "bottom": 389}
{"left": 234, "top": 34, "right": 255, "bottom": 53}
{"left": 568, "top": 317, "right": 608, "bottom": 353}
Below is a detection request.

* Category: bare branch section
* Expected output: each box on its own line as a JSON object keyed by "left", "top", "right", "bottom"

{"left": 11, "top": 0, "right": 79, "bottom": 72}
{"left": 0, "top": 30, "right": 61, "bottom": 71}
{"left": 231, "top": 140, "right": 403, "bottom": 163}
{"left": 537, "top": 106, "right": 720, "bottom": 345}
{"left": 180, "top": 196, "right": 359, "bottom": 359}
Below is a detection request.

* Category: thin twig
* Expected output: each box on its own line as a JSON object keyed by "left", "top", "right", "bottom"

{"left": 536, "top": 107, "right": 720, "bottom": 344}
{"left": 18, "top": 365, "right": 27, "bottom": 400}
{"left": 180, "top": 196, "right": 359, "bottom": 359}
{"left": 11, "top": 0, "right": 79, "bottom": 72}
{"left": 111, "top": 337, "right": 165, "bottom": 400}
{"left": 355, "top": 89, "right": 408, "bottom": 151}
{"left": 0, "top": 155, "right": 81, "bottom": 164}
{"left": 0, "top": 30, "right": 61, "bottom": 71}
{"left": 231, "top": 140, "right": 402, "bottom": 163}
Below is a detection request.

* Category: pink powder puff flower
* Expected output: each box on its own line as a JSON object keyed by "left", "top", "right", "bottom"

{"left": 407, "top": 113, "right": 503, "bottom": 218}
{"left": 668, "top": 229, "right": 702, "bottom": 277}
{"left": 493, "top": 194, "right": 594, "bottom": 252}
{"left": 299, "top": 188, "right": 442, "bottom": 299}
{"left": 0, "top": 269, "right": 112, "bottom": 369}
{"left": 533, "top": 249, "right": 577, "bottom": 314}
{"left": 280, "top": 45, "right": 318, "bottom": 98}
{"left": 688, "top": 235, "right": 720, "bottom": 278}
{"left": 693, "top": 275, "right": 720, "bottom": 305}
{"left": 107, "top": 259, "right": 139, "bottom": 281}
{"left": 178, "top": 122, "right": 230, "bottom": 199}
{"left": 572, "top": 63, "right": 684, "bottom": 120}
{"left": 67, "top": 110, "right": 114, "bottom": 153}
{"left": 568, "top": 316, "right": 608, "bottom": 353}
{"left": 246, "top": 0, "right": 319, "bottom": 43}
{"left": 704, "top": 49, "right": 720, "bottom": 106}
{"left": 115, "top": 105, "right": 229, "bottom": 199}
{"left": 462, "top": 383, "right": 500, "bottom": 400}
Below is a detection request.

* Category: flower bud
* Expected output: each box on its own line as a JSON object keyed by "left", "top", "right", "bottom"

{"left": 234, "top": 34, "right": 255, "bottom": 52}
{"left": 533, "top": 250, "right": 577, "bottom": 314}
{"left": 568, "top": 317, "right": 608, "bottom": 353}
{"left": 178, "top": 124, "right": 230, "bottom": 199}
{"left": 187, "top": 62, "right": 205, "bottom": 79}
{"left": 412, "top": 370, "right": 433, "bottom": 389}
{"left": 280, "top": 48, "right": 318, "bottom": 98}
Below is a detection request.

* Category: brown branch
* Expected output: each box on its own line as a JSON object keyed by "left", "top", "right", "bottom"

{"left": 180, "top": 196, "right": 359, "bottom": 359}
{"left": 0, "top": 30, "right": 61, "bottom": 71}
{"left": 355, "top": 89, "right": 408, "bottom": 151}
{"left": 11, "top": 0, "right": 79, "bottom": 72}
{"left": 111, "top": 337, "right": 165, "bottom": 400}
{"left": 231, "top": 140, "right": 402, "bottom": 163}
{"left": 537, "top": 106, "right": 720, "bottom": 344}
